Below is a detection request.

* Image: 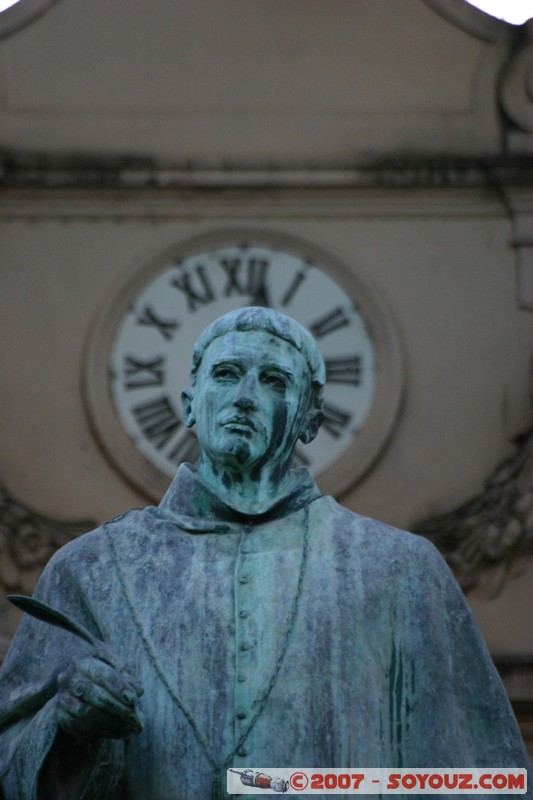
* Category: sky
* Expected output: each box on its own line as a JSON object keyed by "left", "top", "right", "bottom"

{"left": 466, "top": 0, "right": 533, "bottom": 24}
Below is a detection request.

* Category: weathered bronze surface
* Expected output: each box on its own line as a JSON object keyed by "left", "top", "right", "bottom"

{"left": 0, "top": 308, "right": 530, "bottom": 799}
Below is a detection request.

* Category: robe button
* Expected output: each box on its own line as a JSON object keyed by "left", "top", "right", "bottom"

{"left": 237, "top": 747, "right": 248, "bottom": 757}
{"left": 237, "top": 674, "right": 246, "bottom": 682}
{"left": 239, "top": 576, "right": 250, "bottom": 584}
{"left": 240, "top": 642, "right": 251, "bottom": 651}
{"left": 239, "top": 610, "right": 250, "bottom": 619}
{"left": 236, "top": 711, "right": 247, "bottom": 720}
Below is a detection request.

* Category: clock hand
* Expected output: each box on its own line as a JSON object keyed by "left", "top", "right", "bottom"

{"left": 250, "top": 283, "right": 272, "bottom": 308}
{"left": 246, "top": 281, "right": 273, "bottom": 308}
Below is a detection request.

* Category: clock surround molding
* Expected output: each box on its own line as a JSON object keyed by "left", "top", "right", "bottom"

{"left": 83, "top": 229, "right": 404, "bottom": 501}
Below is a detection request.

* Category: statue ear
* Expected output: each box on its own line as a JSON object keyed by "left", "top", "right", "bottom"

{"left": 181, "top": 390, "right": 196, "bottom": 428}
{"left": 299, "top": 407, "right": 323, "bottom": 445}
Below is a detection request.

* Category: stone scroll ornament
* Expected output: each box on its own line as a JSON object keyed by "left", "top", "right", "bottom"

{"left": 413, "top": 428, "right": 533, "bottom": 595}
{"left": 500, "top": 30, "right": 533, "bottom": 135}
{"left": 414, "top": 354, "right": 533, "bottom": 595}
{"left": 0, "top": 486, "right": 94, "bottom": 661}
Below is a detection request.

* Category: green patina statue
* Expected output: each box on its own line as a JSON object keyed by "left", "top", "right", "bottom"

{"left": 0, "top": 307, "right": 530, "bottom": 799}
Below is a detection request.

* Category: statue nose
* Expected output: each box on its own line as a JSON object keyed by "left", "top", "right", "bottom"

{"left": 234, "top": 374, "right": 258, "bottom": 410}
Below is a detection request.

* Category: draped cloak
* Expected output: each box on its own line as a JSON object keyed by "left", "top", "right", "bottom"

{"left": 0, "top": 465, "right": 530, "bottom": 800}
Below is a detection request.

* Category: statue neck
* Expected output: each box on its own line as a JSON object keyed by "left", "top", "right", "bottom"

{"left": 197, "top": 456, "right": 296, "bottom": 516}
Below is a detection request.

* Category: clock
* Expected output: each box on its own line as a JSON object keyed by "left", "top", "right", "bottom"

{"left": 84, "top": 231, "right": 403, "bottom": 499}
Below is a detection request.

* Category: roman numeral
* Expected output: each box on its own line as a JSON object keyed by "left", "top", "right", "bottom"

{"left": 280, "top": 268, "right": 309, "bottom": 307}
{"left": 220, "top": 257, "right": 270, "bottom": 305}
{"left": 136, "top": 306, "right": 179, "bottom": 341}
{"left": 132, "top": 396, "right": 182, "bottom": 449}
{"left": 167, "top": 430, "right": 201, "bottom": 465}
{"left": 325, "top": 356, "right": 362, "bottom": 386}
{"left": 171, "top": 265, "right": 215, "bottom": 312}
{"left": 322, "top": 402, "right": 352, "bottom": 438}
{"left": 309, "top": 307, "right": 350, "bottom": 339}
{"left": 123, "top": 356, "right": 166, "bottom": 389}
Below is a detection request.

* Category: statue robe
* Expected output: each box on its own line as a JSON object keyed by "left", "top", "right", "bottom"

{"left": 0, "top": 466, "right": 530, "bottom": 799}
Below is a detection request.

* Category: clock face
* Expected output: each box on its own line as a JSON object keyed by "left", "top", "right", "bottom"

{"left": 84, "top": 233, "right": 403, "bottom": 499}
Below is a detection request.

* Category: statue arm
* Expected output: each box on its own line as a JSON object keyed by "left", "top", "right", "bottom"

{"left": 406, "top": 536, "right": 531, "bottom": 770}
{"left": 1, "top": 696, "right": 125, "bottom": 800}
{"left": 0, "top": 542, "right": 127, "bottom": 800}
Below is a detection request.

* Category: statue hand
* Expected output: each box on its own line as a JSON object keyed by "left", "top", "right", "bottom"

{"left": 57, "top": 655, "right": 144, "bottom": 739}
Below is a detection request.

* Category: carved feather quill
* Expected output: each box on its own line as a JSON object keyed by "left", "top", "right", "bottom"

{"left": 5, "top": 594, "right": 143, "bottom": 732}
{"left": 7, "top": 594, "right": 122, "bottom": 669}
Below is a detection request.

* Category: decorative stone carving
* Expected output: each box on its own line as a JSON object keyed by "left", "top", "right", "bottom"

{"left": 413, "top": 426, "right": 533, "bottom": 594}
{"left": 0, "top": 485, "right": 94, "bottom": 660}
{"left": 500, "top": 25, "right": 533, "bottom": 138}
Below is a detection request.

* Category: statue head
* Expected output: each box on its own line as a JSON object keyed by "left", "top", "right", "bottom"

{"left": 182, "top": 308, "right": 325, "bottom": 486}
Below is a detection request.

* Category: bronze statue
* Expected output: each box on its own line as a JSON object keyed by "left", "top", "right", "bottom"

{"left": 0, "top": 308, "right": 530, "bottom": 799}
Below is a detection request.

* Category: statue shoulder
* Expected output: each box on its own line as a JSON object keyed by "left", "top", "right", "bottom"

{"left": 314, "top": 495, "right": 447, "bottom": 567}
{"left": 42, "top": 505, "right": 156, "bottom": 573}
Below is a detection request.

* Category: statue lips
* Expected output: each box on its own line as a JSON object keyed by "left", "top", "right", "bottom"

{"left": 222, "top": 416, "right": 257, "bottom": 436}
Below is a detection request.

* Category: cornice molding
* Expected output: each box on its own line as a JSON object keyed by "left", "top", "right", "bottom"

{"left": 503, "top": 186, "right": 533, "bottom": 310}
{"left": 0, "top": 186, "right": 509, "bottom": 221}
{"left": 2, "top": 154, "right": 533, "bottom": 189}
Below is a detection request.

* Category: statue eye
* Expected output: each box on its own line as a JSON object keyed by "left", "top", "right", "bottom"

{"left": 262, "top": 373, "right": 287, "bottom": 391}
{"left": 212, "top": 365, "right": 239, "bottom": 381}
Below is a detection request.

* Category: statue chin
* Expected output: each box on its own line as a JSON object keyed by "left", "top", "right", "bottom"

{"left": 231, "top": 440, "right": 254, "bottom": 467}
{"left": 205, "top": 439, "right": 256, "bottom": 476}
{"left": 217, "top": 439, "right": 292, "bottom": 480}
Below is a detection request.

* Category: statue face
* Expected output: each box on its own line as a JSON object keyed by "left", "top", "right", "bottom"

{"left": 187, "top": 329, "right": 313, "bottom": 475}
